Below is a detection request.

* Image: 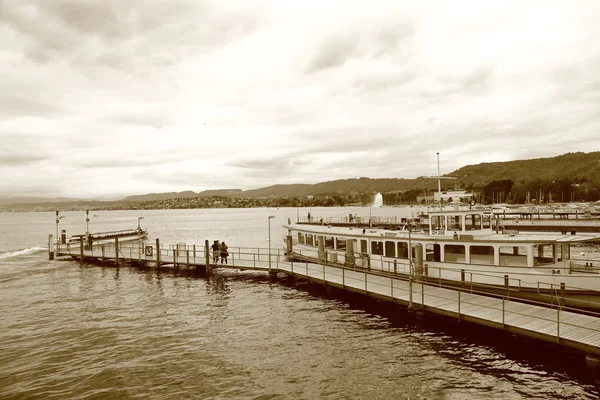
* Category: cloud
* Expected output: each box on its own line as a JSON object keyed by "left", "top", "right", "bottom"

{"left": 0, "top": 0, "right": 263, "bottom": 69}
{"left": 1, "top": 1, "right": 600, "bottom": 198}
{"left": 0, "top": 96, "right": 65, "bottom": 119}
{"left": 306, "top": 35, "right": 359, "bottom": 73}
{"left": 352, "top": 71, "right": 416, "bottom": 94}
{"left": 111, "top": 113, "right": 172, "bottom": 129}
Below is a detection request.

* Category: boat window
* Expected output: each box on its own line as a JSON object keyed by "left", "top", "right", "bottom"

{"left": 482, "top": 214, "right": 491, "bottom": 229}
{"left": 444, "top": 244, "right": 465, "bottom": 263}
{"left": 306, "top": 234, "right": 313, "bottom": 246}
{"left": 470, "top": 245, "right": 495, "bottom": 265}
{"left": 298, "top": 233, "right": 305, "bottom": 244}
{"left": 371, "top": 241, "right": 383, "bottom": 255}
{"left": 325, "top": 236, "right": 334, "bottom": 249}
{"left": 361, "top": 240, "right": 368, "bottom": 254}
{"left": 385, "top": 241, "right": 395, "bottom": 257}
{"left": 499, "top": 245, "right": 528, "bottom": 267}
{"left": 532, "top": 244, "right": 559, "bottom": 266}
{"left": 431, "top": 216, "right": 446, "bottom": 231}
{"left": 397, "top": 242, "right": 408, "bottom": 259}
{"left": 425, "top": 243, "right": 438, "bottom": 262}
{"left": 465, "top": 214, "right": 481, "bottom": 230}
{"left": 336, "top": 238, "right": 346, "bottom": 251}
{"left": 448, "top": 215, "right": 462, "bottom": 231}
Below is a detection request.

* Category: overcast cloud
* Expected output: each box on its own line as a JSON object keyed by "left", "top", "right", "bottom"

{"left": 1, "top": 0, "right": 599, "bottom": 198}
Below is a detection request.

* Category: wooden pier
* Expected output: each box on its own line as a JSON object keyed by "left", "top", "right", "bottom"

{"left": 52, "top": 237, "right": 600, "bottom": 358}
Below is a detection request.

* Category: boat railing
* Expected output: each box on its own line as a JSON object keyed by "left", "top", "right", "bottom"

{"left": 569, "top": 259, "right": 600, "bottom": 274}
{"left": 298, "top": 216, "right": 406, "bottom": 225}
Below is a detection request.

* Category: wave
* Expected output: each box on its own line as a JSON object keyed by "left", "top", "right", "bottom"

{"left": 0, "top": 247, "right": 47, "bottom": 259}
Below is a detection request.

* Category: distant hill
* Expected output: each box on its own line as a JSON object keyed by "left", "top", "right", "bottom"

{"left": 3, "top": 151, "right": 599, "bottom": 207}
{"left": 0, "top": 196, "right": 84, "bottom": 206}
{"left": 237, "top": 178, "right": 430, "bottom": 198}
{"left": 121, "top": 189, "right": 244, "bottom": 202}
{"left": 121, "top": 191, "right": 199, "bottom": 202}
{"left": 451, "top": 152, "right": 600, "bottom": 187}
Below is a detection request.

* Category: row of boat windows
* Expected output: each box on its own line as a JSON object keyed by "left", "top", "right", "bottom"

{"left": 430, "top": 214, "right": 492, "bottom": 231}
{"left": 297, "top": 232, "right": 561, "bottom": 265}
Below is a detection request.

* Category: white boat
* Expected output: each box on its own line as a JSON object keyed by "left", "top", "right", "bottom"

{"left": 64, "top": 217, "right": 148, "bottom": 248}
{"left": 284, "top": 206, "right": 600, "bottom": 310}
{"left": 67, "top": 227, "right": 148, "bottom": 247}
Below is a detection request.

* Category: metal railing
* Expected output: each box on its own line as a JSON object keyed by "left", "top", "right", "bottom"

{"left": 283, "top": 259, "right": 600, "bottom": 351}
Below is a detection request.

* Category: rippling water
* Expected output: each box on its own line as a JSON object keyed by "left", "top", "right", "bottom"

{"left": 1, "top": 208, "right": 600, "bottom": 399}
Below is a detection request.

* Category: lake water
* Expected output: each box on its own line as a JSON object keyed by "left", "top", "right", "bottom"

{"left": 1, "top": 207, "right": 600, "bottom": 399}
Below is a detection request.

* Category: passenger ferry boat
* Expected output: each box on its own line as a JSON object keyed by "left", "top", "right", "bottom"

{"left": 284, "top": 207, "right": 600, "bottom": 309}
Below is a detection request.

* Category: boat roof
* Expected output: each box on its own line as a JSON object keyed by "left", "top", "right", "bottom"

{"left": 285, "top": 224, "right": 600, "bottom": 244}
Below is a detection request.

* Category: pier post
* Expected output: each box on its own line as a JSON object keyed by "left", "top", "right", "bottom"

{"left": 414, "top": 244, "right": 424, "bottom": 279}
{"left": 318, "top": 236, "right": 325, "bottom": 262}
{"left": 174, "top": 244, "right": 178, "bottom": 269}
{"left": 102, "top": 246, "right": 105, "bottom": 261}
{"left": 204, "top": 240, "right": 210, "bottom": 275}
{"left": 186, "top": 250, "right": 190, "bottom": 269}
{"left": 115, "top": 237, "right": 119, "bottom": 266}
{"left": 156, "top": 239, "right": 161, "bottom": 269}
{"left": 345, "top": 240, "right": 355, "bottom": 267}
{"left": 409, "top": 276, "right": 413, "bottom": 308}
{"left": 48, "top": 234, "right": 54, "bottom": 260}
{"left": 286, "top": 235, "right": 293, "bottom": 262}
{"left": 80, "top": 236, "right": 84, "bottom": 264}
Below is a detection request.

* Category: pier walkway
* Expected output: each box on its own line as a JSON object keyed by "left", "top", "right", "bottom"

{"left": 55, "top": 240, "right": 600, "bottom": 357}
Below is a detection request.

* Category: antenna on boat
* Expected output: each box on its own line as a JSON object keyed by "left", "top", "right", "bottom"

{"left": 437, "top": 152, "right": 441, "bottom": 196}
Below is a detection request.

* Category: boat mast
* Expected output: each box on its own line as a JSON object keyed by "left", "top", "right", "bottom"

{"left": 437, "top": 152, "right": 441, "bottom": 195}
{"left": 437, "top": 152, "right": 442, "bottom": 210}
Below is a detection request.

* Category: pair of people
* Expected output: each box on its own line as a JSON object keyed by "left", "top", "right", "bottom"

{"left": 211, "top": 240, "right": 229, "bottom": 265}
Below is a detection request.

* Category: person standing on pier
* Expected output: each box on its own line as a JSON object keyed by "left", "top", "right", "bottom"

{"left": 220, "top": 241, "right": 229, "bottom": 264}
{"left": 211, "top": 240, "right": 220, "bottom": 265}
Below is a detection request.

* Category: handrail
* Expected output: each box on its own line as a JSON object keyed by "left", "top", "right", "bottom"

{"left": 287, "top": 250, "right": 600, "bottom": 315}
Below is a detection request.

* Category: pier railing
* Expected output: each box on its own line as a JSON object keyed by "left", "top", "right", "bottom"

{"left": 289, "top": 246, "right": 600, "bottom": 312}
{"left": 60, "top": 241, "right": 285, "bottom": 269}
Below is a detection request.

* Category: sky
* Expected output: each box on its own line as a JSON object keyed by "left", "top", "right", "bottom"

{"left": 1, "top": 0, "right": 599, "bottom": 199}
